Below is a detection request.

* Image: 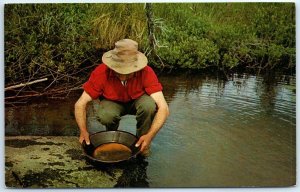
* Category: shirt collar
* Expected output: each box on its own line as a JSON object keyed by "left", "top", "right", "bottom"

{"left": 108, "top": 69, "right": 138, "bottom": 79}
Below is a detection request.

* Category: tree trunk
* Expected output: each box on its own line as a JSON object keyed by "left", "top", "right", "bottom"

{"left": 145, "top": 3, "right": 166, "bottom": 70}
{"left": 145, "top": 3, "right": 155, "bottom": 56}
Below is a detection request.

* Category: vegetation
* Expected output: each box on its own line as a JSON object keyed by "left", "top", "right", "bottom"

{"left": 4, "top": 3, "right": 295, "bottom": 100}
{"left": 151, "top": 3, "right": 295, "bottom": 73}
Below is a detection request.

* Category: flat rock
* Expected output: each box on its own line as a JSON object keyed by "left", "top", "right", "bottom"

{"left": 5, "top": 136, "right": 123, "bottom": 188}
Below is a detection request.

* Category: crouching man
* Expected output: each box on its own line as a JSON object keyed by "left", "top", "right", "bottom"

{"left": 74, "top": 39, "right": 169, "bottom": 155}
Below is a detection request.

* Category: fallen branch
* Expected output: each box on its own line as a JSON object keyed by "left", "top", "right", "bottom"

{"left": 5, "top": 78, "right": 48, "bottom": 91}
{"left": 5, "top": 85, "right": 83, "bottom": 100}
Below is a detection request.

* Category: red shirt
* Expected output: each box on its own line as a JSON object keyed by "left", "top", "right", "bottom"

{"left": 83, "top": 64, "right": 163, "bottom": 102}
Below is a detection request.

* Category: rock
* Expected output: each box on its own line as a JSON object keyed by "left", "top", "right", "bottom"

{"left": 5, "top": 136, "right": 123, "bottom": 188}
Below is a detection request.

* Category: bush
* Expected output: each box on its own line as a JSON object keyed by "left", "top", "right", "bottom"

{"left": 5, "top": 4, "right": 98, "bottom": 85}
{"left": 4, "top": 3, "right": 296, "bottom": 88}
{"left": 155, "top": 26, "right": 219, "bottom": 69}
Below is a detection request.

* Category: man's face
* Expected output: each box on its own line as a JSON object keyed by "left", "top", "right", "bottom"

{"left": 114, "top": 72, "right": 134, "bottom": 81}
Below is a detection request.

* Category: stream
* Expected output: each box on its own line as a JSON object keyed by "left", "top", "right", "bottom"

{"left": 5, "top": 72, "right": 296, "bottom": 187}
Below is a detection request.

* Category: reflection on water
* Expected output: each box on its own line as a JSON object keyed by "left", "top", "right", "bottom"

{"left": 5, "top": 99, "right": 79, "bottom": 136}
{"left": 5, "top": 72, "right": 296, "bottom": 187}
{"left": 114, "top": 156, "right": 149, "bottom": 187}
{"left": 153, "top": 72, "right": 295, "bottom": 187}
{"left": 85, "top": 155, "right": 149, "bottom": 187}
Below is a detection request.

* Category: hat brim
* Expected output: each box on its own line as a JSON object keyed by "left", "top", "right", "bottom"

{"left": 102, "top": 51, "right": 148, "bottom": 74}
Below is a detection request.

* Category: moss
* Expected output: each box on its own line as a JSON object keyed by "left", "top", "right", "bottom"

{"left": 22, "top": 168, "right": 65, "bottom": 188}
{"left": 65, "top": 149, "right": 83, "bottom": 160}
{"left": 5, "top": 161, "right": 13, "bottom": 167}
{"left": 5, "top": 139, "right": 65, "bottom": 148}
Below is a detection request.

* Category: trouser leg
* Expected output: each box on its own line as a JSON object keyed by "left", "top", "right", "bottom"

{"left": 88, "top": 100, "right": 106, "bottom": 133}
{"left": 131, "top": 94, "right": 157, "bottom": 137}
{"left": 96, "top": 99, "right": 125, "bottom": 131}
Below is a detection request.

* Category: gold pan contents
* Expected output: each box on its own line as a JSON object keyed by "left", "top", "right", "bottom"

{"left": 92, "top": 143, "right": 132, "bottom": 161}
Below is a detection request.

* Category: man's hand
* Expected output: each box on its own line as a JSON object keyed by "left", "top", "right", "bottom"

{"left": 79, "top": 130, "right": 90, "bottom": 145}
{"left": 135, "top": 134, "right": 153, "bottom": 152}
{"left": 75, "top": 91, "right": 93, "bottom": 145}
{"left": 135, "top": 91, "right": 169, "bottom": 153}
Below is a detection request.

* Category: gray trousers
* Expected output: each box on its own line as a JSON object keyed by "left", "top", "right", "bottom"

{"left": 94, "top": 94, "right": 157, "bottom": 137}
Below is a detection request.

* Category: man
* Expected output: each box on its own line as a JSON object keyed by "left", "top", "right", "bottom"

{"left": 74, "top": 39, "right": 169, "bottom": 154}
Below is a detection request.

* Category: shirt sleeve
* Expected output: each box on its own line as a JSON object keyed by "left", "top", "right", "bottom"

{"left": 143, "top": 66, "right": 163, "bottom": 95}
{"left": 83, "top": 66, "right": 104, "bottom": 99}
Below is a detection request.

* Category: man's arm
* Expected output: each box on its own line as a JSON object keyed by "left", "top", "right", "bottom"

{"left": 74, "top": 91, "right": 93, "bottom": 145}
{"left": 135, "top": 91, "right": 169, "bottom": 152}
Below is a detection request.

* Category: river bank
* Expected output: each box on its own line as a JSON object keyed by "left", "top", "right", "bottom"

{"left": 5, "top": 136, "right": 122, "bottom": 188}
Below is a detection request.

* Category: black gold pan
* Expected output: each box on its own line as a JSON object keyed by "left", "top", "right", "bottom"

{"left": 82, "top": 130, "right": 141, "bottom": 164}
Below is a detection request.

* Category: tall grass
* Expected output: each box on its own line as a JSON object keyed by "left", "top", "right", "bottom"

{"left": 90, "top": 3, "right": 147, "bottom": 49}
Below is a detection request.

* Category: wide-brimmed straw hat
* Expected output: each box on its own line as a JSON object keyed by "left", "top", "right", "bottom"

{"left": 102, "top": 39, "right": 148, "bottom": 74}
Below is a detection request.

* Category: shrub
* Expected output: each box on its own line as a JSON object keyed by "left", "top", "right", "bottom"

{"left": 5, "top": 4, "right": 98, "bottom": 85}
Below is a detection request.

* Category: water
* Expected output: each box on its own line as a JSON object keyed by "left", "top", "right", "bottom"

{"left": 92, "top": 143, "right": 132, "bottom": 162}
{"left": 5, "top": 73, "right": 296, "bottom": 187}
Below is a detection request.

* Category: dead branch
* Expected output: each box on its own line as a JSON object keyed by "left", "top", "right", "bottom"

{"left": 5, "top": 78, "right": 48, "bottom": 91}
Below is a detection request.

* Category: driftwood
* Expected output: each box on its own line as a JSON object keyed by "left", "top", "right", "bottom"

{"left": 5, "top": 78, "right": 48, "bottom": 91}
